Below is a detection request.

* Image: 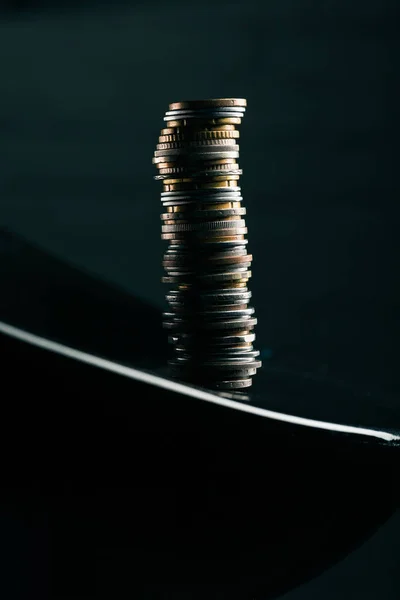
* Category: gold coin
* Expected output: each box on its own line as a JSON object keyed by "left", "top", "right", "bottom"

{"left": 202, "top": 124, "right": 236, "bottom": 131}
{"left": 162, "top": 178, "right": 196, "bottom": 185}
{"left": 160, "top": 125, "right": 235, "bottom": 135}
{"left": 166, "top": 201, "right": 242, "bottom": 213}
{"left": 199, "top": 158, "right": 237, "bottom": 165}
{"left": 161, "top": 232, "right": 242, "bottom": 240}
{"left": 162, "top": 175, "right": 240, "bottom": 185}
{"left": 166, "top": 118, "right": 241, "bottom": 127}
{"left": 156, "top": 139, "right": 237, "bottom": 150}
{"left": 169, "top": 98, "right": 247, "bottom": 110}
{"left": 162, "top": 181, "right": 232, "bottom": 191}
{"left": 157, "top": 159, "right": 238, "bottom": 168}
{"left": 156, "top": 158, "right": 237, "bottom": 168}
{"left": 156, "top": 162, "right": 177, "bottom": 169}
{"left": 161, "top": 229, "right": 248, "bottom": 240}
{"left": 162, "top": 180, "right": 240, "bottom": 191}
{"left": 157, "top": 164, "right": 239, "bottom": 175}
{"left": 162, "top": 215, "right": 242, "bottom": 226}
{"left": 202, "top": 235, "right": 245, "bottom": 242}
{"left": 158, "top": 130, "right": 239, "bottom": 143}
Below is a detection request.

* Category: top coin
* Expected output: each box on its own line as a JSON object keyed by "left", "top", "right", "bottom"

{"left": 169, "top": 99, "right": 247, "bottom": 110}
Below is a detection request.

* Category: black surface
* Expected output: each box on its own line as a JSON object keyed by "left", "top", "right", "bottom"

{"left": 2, "top": 229, "right": 399, "bottom": 441}
{"left": 1, "top": 228, "right": 399, "bottom": 597}
{"left": 0, "top": 228, "right": 398, "bottom": 597}
{"left": 0, "top": 228, "right": 167, "bottom": 368}
{"left": 1, "top": 330, "right": 399, "bottom": 600}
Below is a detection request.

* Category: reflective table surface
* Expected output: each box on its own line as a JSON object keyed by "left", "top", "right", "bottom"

{"left": 1, "top": 229, "right": 399, "bottom": 599}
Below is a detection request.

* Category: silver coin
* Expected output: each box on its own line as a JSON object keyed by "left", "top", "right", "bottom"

{"left": 155, "top": 170, "right": 242, "bottom": 181}
{"left": 156, "top": 139, "right": 238, "bottom": 149}
{"left": 161, "top": 219, "right": 246, "bottom": 233}
{"left": 167, "top": 287, "right": 250, "bottom": 297}
{"left": 166, "top": 241, "right": 249, "bottom": 251}
{"left": 171, "top": 347, "right": 256, "bottom": 356}
{"left": 175, "top": 332, "right": 256, "bottom": 345}
{"left": 161, "top": 208, "right": 246, "bottom": 220}
{"left": 165, "top": 243, "right": 247, "bottom": 252}
{"left": 196, "top": 268, "right": 251, "bottom": 281}
{"left": 200, "top": 317, "right": 257, "bottom": 330}
{"left": 161, "top": 188, "right": 241, "bottom": 197}
{"left": 168, "top": 362, "right": 259, "bottom": 377}
{"left": 163, "top": 317, "right": 257, "bottom": 330}
{"left": 160, "top": 195, "right": 242, "bottom": 206}
{"left": 165, "top": 290, "right": 251, "bottom": 304}
{"left": 163, "top": 111, "right": 245, "bottom": 121}
{"left": 162, "top": 271, "right": 249, "bottom": 282}
{"left": 164, "top": 107, "right": 246, "bottom": 116}
{"left": 173, "top": 355, "right": 261, "bottom": 367}
{"left": 167, "top": 299, "right": 253, "bottom": 311}
{"left": 160, "top": 195, "right": 242, "bottom": 203}
{"left": 163, "top": 261, "right": 252, "bottom": 273}
{"left": 168, "top": 374, "right": 253, "bottom": 389}
{"left": 163, "top": 114, "right": 244, "bottom": 123}
{"left": 161, "top": 228, "right": 247, "bottom": 240}
{"left": 169, "top": 307, "right": 255, "bottom": 319}
{"left": 168, "top": 332, "right": 255, "bottom": 345}
{"left": 212, "top": 379, "right": 252, "bottom": 389}
{"left": 162, "top": 261, "right": 252, "bottom": 273}
{"left": 154, "top": 146, "right": 239, "bottom": 157}
{"left": 163, "top": 308, "right": 255, "bottom": 321}
{"left": 166, "top": 299, "right": 253, "bottom": 310}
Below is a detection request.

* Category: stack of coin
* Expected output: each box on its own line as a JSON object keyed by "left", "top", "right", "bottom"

{"left": 152, "top": 98, "right": 261, "bottom": 389}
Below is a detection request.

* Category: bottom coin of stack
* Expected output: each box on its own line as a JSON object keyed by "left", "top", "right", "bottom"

{"left": 153, "top": 99, "right": 261, "bottom": 389}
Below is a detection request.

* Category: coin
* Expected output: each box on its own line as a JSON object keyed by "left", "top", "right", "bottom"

{"left": 160, "top": 125, "right": 236, "bottom": 135}
{"left": 153, "top": 147, "right": 239, "bottom": 157}
{"left": 161, "top": 229, "right": 247, "bottom": 240}
{"left": 158, "top": 130, "right": 240, "bottom": 142}
{"left": 161, "top": 207, "right": 246, "bottom": 220}
{"left": 166, "top": 118, "right": 242, "bottom": 127}
{"left": 157, "top": 161, "right": 239, "bottom": 170}
{"left": 176, "top": 332, "right": 256, "bottom": 344}
{"left": 161, "top": 177, "right": 240, "bottom": 186}
{"left": 156, "top": 165, "right": 240, "bottom": 175}
{"left": 155, "top": 170, "right": 242, "bottom": 179}
{"left": 163, "top": 316, "right": 257, "bottom": 330}
{"left": 169, "top": 99, "right": 247, "bottom": 110}
{"left": 160, "top": 199, "right": 242, "bottom": 208}
{"left": 160, "top": 125, "right": 237, "bottom": 135}
{"left": 161, "top": 187, "right": 241, "bottom": 196}
{"left": 168, "top": 360, "right": 259, "bottom": 376}
{"left": 161, "top": 190, "right": 242, "bottom": 200}
{"left": 196, "top": 270, "right": 252, "bottom": 283}
{"left": 161, "top": 219, "right": 246, "bottom": 232}
{"left": 156, "top": 139, "right": 238, "bottom": 150}
{"left": 154, "top": 98, "right": 261, "bottom": 389}
{"left": 162, "top": 181, "right": 240, "bottom": 191}
{"left": 164, "top": 109, "right": 245, "bottom": 121}
{"left": 212, "top": 379, "right": 252, "bottom": 389}
{"left": 167, "top": 307, "right": 255, "bottom": 319}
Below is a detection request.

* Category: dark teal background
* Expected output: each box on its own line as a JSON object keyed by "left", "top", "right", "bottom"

{"left": 1, "top": 0, "right": 399, "bottom": 398}
{"left": 0, "top": 3, "right": 399, "bottom": 596}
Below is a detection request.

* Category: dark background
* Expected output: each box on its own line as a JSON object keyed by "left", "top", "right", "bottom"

{"left": 1, "top": 0, "right": 399, "bottom": 396}
{"left": 0, "top": 0, "right": 399, "bottom": 598}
